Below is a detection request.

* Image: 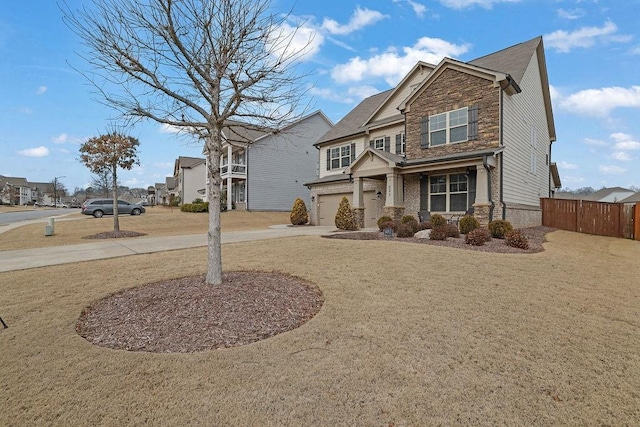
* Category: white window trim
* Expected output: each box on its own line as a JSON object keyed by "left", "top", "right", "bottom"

{"left": 374, "top": 137, "right": 385, "bottom": 150}
{"left": 429, "top": 107, "right": 468, "bottom": 147}
{"left": 429, "top": 173, "right": 469, "bottom": 212}
{"left": 400, "top": 133, "right": 406, "bottom": 155}
{"left": 329, "top": 144, "right": 351, "bottom": 170}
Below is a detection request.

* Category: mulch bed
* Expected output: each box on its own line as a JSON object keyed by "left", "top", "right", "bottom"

{"left": 76, "top": 271, "right": 324, "bottom": 353}
{"left": 82, "top": 230, "right": 147, "bottom": 239}
{"left": 323, "top": 226, "right": 555, "bottom": 254}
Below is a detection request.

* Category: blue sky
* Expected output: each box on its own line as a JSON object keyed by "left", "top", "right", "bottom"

{"left": 1, "top": 0, "right": 639, "bottom": 192}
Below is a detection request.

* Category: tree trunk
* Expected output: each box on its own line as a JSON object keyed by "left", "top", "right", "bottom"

{"left": 205, "top": 132, "right": 223, "bottom": 285}
{"left": 112, "top": 165, "right": 120, "bottom": 232}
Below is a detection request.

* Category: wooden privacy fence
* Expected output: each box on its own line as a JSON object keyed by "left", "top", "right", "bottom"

{"left": 540, "top": 198, "right": 638, "bottom": 240}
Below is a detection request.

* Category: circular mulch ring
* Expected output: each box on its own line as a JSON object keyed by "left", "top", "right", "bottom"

{"left": 76, "top": 271, "right": 324, "bottom": 353}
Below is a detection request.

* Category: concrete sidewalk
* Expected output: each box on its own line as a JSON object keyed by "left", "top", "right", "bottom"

{"left": 0, "top": 225, "right": 339, "bottom": 273}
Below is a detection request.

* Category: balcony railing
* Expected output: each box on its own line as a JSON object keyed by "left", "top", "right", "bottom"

{"left": 221, "top": 163, "right": 246, "bottom": 176}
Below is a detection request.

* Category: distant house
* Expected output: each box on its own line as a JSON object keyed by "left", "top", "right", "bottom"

{"left": 620, "top": 192, "right": 640, "bottom": 204}
{"left": 585, "top": 187, "right": 635, "bottom": 203}
{"left": 29, "top": 182, "right": 55, "bottom": 205}
{"left": 208, "top": 110, "right": 333, "bottom": 211}
{"left": 173, "top": 156, "right": 207, "bottom": 205}
{"left": 306, "top": 37, "right": 559, "bottom": 228}
{"left": 0, "top": 176, "right": 31, "bottom": 205}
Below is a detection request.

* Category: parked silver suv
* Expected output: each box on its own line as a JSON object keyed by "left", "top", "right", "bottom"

{"left": 81, "top": 199, "right": 146, "bottom": 218}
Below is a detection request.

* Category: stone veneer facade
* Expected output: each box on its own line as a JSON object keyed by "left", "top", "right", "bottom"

{"left": 404, "top": 69, "right": 501, "bottom": 161}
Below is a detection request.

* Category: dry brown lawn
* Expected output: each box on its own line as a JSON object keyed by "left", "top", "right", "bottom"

{"left": 0, "top": 208, "right": 290, "bottom": 250}
{"left": 1, "top": 230, "right": 640, "bottom": 425}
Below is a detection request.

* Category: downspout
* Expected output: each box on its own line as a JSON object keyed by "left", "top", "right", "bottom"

{"left": 483, "top": 155, "right": 494, "bottom": 222}
{"left": 245, "top": 143, "right": 249, "bottom": 211}
{"left": 499, "top": 88, "right": 506, "bottom": 219}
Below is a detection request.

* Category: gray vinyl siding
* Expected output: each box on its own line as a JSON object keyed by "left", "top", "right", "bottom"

{"left": 247, "top": 113, "right": 332, "bottom": 211}
{"left": 502, "top": 53, "right": 552, "bottom": 207}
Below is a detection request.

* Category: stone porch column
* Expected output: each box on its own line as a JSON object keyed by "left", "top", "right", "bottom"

{"left": 352, "top": 177, "right": 365, "bottom": 228}
{"left": 383, "top": 173, "right": 405, "bottom": 221}
{"left": 473, "top": 165, "right": 491, "bottom": 226}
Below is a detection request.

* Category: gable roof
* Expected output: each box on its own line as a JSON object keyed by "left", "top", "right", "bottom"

{"left": 314, "top": 90, "right": 392, "bottom": 146}
{"left": 176, "top": 156, "right": 205, "bottom": 169}
{"left": 253, "top": 110, "right": 334, "bottom": 144}
{"left": 318, "top": 36, "right": 555, "bottom": 146}
{"left": 585, "top": 186, "right": 634, "bottom": 201}
{"left": 620, "top": 192, "right": 640, "bottom": 203}
{"left": 0, "top": 176, "right": 29, "bottom": 187}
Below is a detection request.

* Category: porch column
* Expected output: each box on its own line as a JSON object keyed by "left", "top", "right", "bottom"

{"left": 383, "top": 173, "right": 405, "bottom": 221}
{"left": 473, "top": 165, "right": 491, "bottom": 226}
{"left": 352, "top": 177, "right": 365, "bottom": 228}
{"left": 227, "top": 176, "right": 233, "bottom": 211}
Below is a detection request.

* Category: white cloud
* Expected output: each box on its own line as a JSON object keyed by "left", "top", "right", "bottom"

{"left": 583, "top": 137, "right": 607, "bottom": 147}
{"left": 270, "top": 20, "right": 323, "bottom": 62}
{"left": 17, "top": 146, "right": 49, "bottom": 157}
{"left": 159, "top": 123, "right": 182, "bottom": 134}
{"left": 438, "top": 0, "right": 520, "bottom": 9}
{"left": 52, "top": 133, "right": 70, "bottom": 144}
{"left": 545, "top": 20, "right": 628, "bottom": 53}
{"left": 36, "top": 86, "right": 47, "bottom": 95}
{"left": 558, "top": 86, "right": 640, "bottom": 117}
{"left": 611, "top": 151, "right": 632, "bottom": 161}
{"left": 309, "top": 85, "right": 380, "bottom": 104}
{"left": 599, "top": 165, "right": 627, "bottom": 175}
{"left": 331, "top": 37, "right": 470, "bottom": 86}
{"left": 557, "top": 8, "right": 584, "bottom": 20}
{"left": 321, "top": 7, "right": 387, "bottom": 35}
{"left": 393, "top": 0, "right": 428, "bottom": 18}
{"left": 610, "top": 132, "right": 640, "bottom": 151}
{"left": 558, "top": 161, "right": 578, "bottom": 170}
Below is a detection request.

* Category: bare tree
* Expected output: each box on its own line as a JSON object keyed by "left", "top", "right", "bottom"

{"left": 90, "top": 167, "right": 116, "bottom": 197}
{"left": 79, "top": 132, "right": 140, "bottom": 232}
{"left": 63, "top": 0, "right": 312, "bottom": 285}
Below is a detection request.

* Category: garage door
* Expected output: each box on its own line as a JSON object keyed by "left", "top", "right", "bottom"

{"left": 318, "top": 192, "right": 378, "bottom": 228}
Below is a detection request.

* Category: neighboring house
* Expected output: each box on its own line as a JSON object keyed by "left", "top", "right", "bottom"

{"left": 172, "top": 156, "right": 206, "bottom": 205}
{"left": 0, "top": 176, "right": 31, "bottom": 205}
{"left": 586, "top": 187, "right": 635, "bottom": 203}
{"left": 306, "top": 36, "right": 559, "bottom": 228}
{"left": 29, "top": 182, "right": 55, "bottom": 205}
{"left": 165, "top": 177, "right": 178, "bottom": 205}
{"left": 621, "top": 192, "right": 640, "bottom": 204}
{"left": 213, "top": 110, "right": 333, "bottom": 211}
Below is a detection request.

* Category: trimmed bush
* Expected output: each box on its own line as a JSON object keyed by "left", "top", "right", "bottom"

{"left": 505, "top": 229, "right": 529, "bottom": 250}
{"left": 401, "top": 216, "right": 419, "bottom": 233}
{"left": 488, "top": 219, "right": 513, "bottom": 239}
{"left": 192, "top": 198, "right": 204, "bottom": 204}
{"left": 380, "top": 220, "right": 397, "bottom": 232}
{"left": 459, "top": 215, "right": 480, "bottom": 234}
{"left": 429, "top": 225, "right": 448, "bottom": 241}
{"left": 445, "top": 223, "right": 460, "bottom": 238}
{"left": 396, "top": 223, "right": 415, "bottom": 238}
{"left": 465, "top": 228, "right": 491, "bottom": 246}
{"left": 180, "top": 202, "right": 209, "bottom": 212}
{"left": 417, "top": 221, "right": 432, "bottom": 231}
{"left": 377, "top": 216, "right": 393, "bottom": 230}
{"left": 335, "top": 196, "right": 358, "bottom": 231}
{"left": 290, "top": 198, "right": 309, "bottom": 225}
{"left": 400, "top": 215, "right": 416, "bottom": 224}
{"left": 430, "top": 213, "right": 446, "bottom": 227}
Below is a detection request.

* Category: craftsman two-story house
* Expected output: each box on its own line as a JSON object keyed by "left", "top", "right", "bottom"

{"left": 306, "top": 36, "right": 560, "bottom": 228}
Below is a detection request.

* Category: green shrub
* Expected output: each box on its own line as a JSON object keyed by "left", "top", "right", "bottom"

{"left": 429, "top": 225, "right": 448, "bottom": 241}
{"left": 400, "top": 215, "right": 416, "bottom": 224}
{"left": 459, "top": 215, "right": 480, "bottom": 234}
{"left": 465, "top": 228, "right": 491, "bottom": 246}
{"left": 377, "top": 216, "right": 393, "bottom": 230}
{"left": 400, "top": 215, "right": 419, "bottom": 233}
{"left": 396, "top": 223, "right": 415, "bottom": 238}
{"left": 180, "top": 202, "right": 209, "bottom": 212}
{"left": 430, "top": 213, "right": 446, "bottom": 227}
{"left": 334, "top": 197, "right": 358, "bottom": 231}
{"left": 192, "top": 198, "right": 204, "bottom": 204}
{"left": 290, "top": 198, "right": 309, "bottom": 225}
{"left": 488, "top": 220, "right": 513, "bottom": 239}
{"left": 505, "top": 229, "right": 529, "bottom": 250}
{"left": 445, "top": 223, "right": 460, "bottom": 238}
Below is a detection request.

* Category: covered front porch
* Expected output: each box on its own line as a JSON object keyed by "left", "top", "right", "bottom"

{"left": 346, "top": 147, "right": 501, "bottom": 228}
{"left": 221, "top": 144, "right": 247, "bottom": 211}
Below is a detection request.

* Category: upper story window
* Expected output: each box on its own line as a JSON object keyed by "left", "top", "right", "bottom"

{"left": 396, "top": 133, "right": 406, "bottom": 155}
{"left": 327, "top": 144, "right": 353, "bottom": 170}
{"left": 430, "top": 107, "right": 468, "bottom": 147}
{"left": 373, "top": 137, "right": 385, "bottom": 150}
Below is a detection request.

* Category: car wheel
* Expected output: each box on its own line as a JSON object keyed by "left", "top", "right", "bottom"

{"left": 93, "top": 210, "right": 104, "bottom": 218}
{"left": 132, "top": 208, "right": 141, "bottom": 216}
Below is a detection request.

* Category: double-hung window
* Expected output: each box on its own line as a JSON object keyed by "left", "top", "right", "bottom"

{"left": 373, "top": 137, "right": 385, "bottom": 150}
{"left": 429, "top": 173, "right": 468, "bottom": 212}
{"left": 329, "top": 145, "right": 351, "bottom": 170}
{"left": 429, "top": 107, "right": 468, "bottom": 147}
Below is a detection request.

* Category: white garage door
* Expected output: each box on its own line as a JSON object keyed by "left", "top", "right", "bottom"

{"left": 318, "top": 192, "right": 378, "bottom": 228}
